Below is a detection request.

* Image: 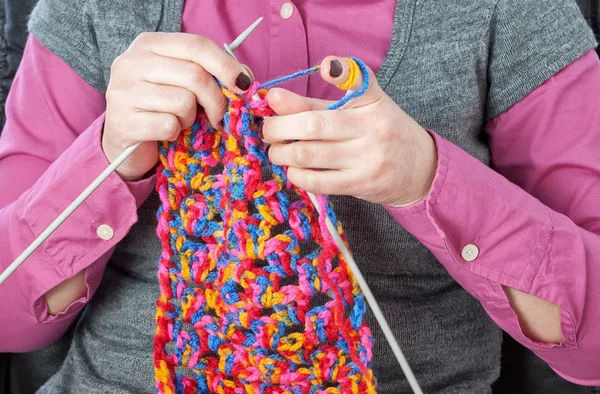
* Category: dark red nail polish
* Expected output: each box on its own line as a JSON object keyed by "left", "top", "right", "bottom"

{"left": 235, "top": 73, "right": 252, "bottom": 91}
{"left": 329, "top": 60, "right": 343, "bottom": 78}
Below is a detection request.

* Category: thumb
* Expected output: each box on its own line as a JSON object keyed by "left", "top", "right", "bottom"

{"left": 320, "top": 56, "right": 384, "bottom": 108}
{"left": 266, "top": 87, "right": 333, "bottom": 116}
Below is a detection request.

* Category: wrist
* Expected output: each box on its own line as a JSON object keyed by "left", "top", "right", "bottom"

{"left": 101, "top": 126, "right": 149, "bottom": 182}
{"left": 389, "top": 128, "right": 438, "bottom": 208}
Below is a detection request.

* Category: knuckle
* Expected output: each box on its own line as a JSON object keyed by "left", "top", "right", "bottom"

{"left": 135, "top": 32, "right": 153, "bottom": 44}
{"left": 110, "top": 54, "right": 135, "bottom": 75}
{"left": 157, "top": 115, "right": 179, "bottom": 140}
{"left": 307, "top": 113, "right": 325, "bottom": 140}
{"left": 261, "top": 120, "right": 272, "bottom": 140}
{"left": 372, "top": 120, "right": 392, "bottom": 141}
{"left": 128, "top": 33, "right": 152, "bottom": 52}
{"left": 292, "top": 144, "right": 315, "bottom": 167}
{"left": 106, "top": 91, "right": 131, "bottom": 116}
{"left": 186, "top": 64, "right": 207, "bottom": 85}
{"left": 190, "top": 35, "right": 215, "bottom": 56}
{"left": 110, "top": 55, "right": 125, "bottom": 73}
{"left": 104, "top": 88, "right": 120, "bottom": 104}
{"left": 105, "top": 114, "right": 131, "bottom": 145}
{"left": 175, "top": 90, "right": 197, "bottom": 114}
{"left": 303, "top": 173, "right": 320, "bottom": 193}
{"left": 372, "top": 155, "right": 387, "bottom": 174}
{"left": 184, "top": 91, "right": 198, "bottom": 113}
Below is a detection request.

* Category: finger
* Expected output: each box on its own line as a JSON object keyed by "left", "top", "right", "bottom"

{"left": 320, "top": 56, "right": 384, "bottom": 108}
{"left": 268, "top": 140, "right": 357, "bottom": 170}
{"left": 134, "top": 32, "right": 254, "bottom": 94}
{"left": 262, "top": 110, "right": 361, "bottom": 144}
{"left": 266, "top": 87, "right": 333, "bottom": 116}
{"left": 242, "top": 64, "right": 255, "bottom": 82}
{"left": 132, "top": 82, "right": 197, "bottom": 130}
{"left": 130, "top": 53, "right": 226, "bottom": 126}
{"left": 286, "top": 167, "right": 357, "bottom": 196}
{"left": 128, "top": 111, "right": 182, "bottom": 143}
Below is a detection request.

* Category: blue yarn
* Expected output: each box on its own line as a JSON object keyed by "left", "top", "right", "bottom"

{"left": 326, "top": 57, "right": 370, "bottom": 110}
{"left": 258, "top": 66, "right": 320, "bottom": 90}
{"left": 258, "top": 58, "right": 370, "bottom": 110}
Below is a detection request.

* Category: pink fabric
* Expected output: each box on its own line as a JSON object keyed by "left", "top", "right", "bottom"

{"left": 0, "top": 0, "right": 598, "bottom": 385}
{"left": 0, "top": 40, "right": 156, "bottom": 351}
{"left": 180, "top": 0, "right": 395, "bottom": 99}
{"left": 387, "top": 50, "right": 600, "bottom": 384}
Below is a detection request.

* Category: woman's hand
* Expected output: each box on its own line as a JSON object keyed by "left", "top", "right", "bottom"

{"left": 103, "top": 32, "right": 254, "bottom": 181}
{"left": 263, "top": 56, "right": 438, "bottom": 208}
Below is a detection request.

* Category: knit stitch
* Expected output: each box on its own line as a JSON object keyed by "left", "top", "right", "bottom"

{"left": 154, "top": 59, "right": 377, "bottom": 394}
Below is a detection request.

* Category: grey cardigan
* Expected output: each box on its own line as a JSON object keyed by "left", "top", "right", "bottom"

{"left": 9, "top": 0, "right": 596, "bottom": 393}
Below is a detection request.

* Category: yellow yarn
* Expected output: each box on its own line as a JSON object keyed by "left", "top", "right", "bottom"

{"left": 336, "top": 58, "right": 360, "bottom": 90}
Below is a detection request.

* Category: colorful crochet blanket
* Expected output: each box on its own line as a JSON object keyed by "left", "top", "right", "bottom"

{"left": 154, "top": 59, "right": 376, "bottom": 394}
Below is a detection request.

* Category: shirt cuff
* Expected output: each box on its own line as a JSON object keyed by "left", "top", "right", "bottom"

{"left": 18, "top": 113, "right": 154, "bottom": 322}
{"left": 385, "top": 131, "right": 578, "bottom": 348}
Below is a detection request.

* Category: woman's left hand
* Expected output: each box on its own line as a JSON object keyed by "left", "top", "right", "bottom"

{"left": 263, "top": 56, "right": 438, "bottom": 208}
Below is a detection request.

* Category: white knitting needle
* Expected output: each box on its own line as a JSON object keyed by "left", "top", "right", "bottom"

{"left": 303, "top": 87, "right": 422, "bottom": 394}
{"left": 224, "top": 18, "right": 263, "bottom": 102}
{"left": 224, "top": 17, "right": 263, "bottom": 58}
{"left": 0, "top": 17, "right": 264, "bottom": 286}
{"left": 308, "top": 193, "right": 423, "bottom": 394}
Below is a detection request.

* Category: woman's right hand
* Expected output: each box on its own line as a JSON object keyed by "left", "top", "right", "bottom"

{"left": 103, "top": 32, "right": 254, "bottom": 181}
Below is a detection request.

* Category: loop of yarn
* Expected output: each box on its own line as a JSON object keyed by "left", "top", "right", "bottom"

{"left": 154, "top": 58, "right": 376, "bottom": 394}
{"left": 335, "top": 58, "right": 360, "bottom": 91}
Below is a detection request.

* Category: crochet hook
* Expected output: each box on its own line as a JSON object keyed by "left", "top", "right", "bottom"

{"left": 0, "top": 17, "right": 264, "bottom": 286}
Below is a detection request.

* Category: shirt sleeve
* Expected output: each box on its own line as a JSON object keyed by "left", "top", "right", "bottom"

{"left": 0, "top": 36, "right": 155, "bottom": 353}
{"left": 386, "top": 49, "right": 600, "bottom": 385}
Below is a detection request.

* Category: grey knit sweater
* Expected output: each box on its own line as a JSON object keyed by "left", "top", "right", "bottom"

{"left": 8, "top": 0, "right": 596, "bottom": 393}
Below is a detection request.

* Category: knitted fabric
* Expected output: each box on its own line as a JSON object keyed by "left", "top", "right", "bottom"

{"left": 154, "top": 59, "right": 376, "bottom": 394}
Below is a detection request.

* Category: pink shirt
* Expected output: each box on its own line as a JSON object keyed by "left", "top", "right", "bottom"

{"left": 0, "top": 0, "right": 599, "bottom": 386}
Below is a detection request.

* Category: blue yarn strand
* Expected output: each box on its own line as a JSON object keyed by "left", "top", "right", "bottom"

{"left": 258, "top": 66, "right": 321, "bottom": 90}
{"left": 326, "top": 57, "right": 370, "bottom": 110}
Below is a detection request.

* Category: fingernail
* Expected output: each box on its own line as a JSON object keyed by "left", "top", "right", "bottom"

{"left": 329, "top": 60, "right": 343, "bottom": 78}
{"left": 235, "top": 72, "right": 252, "bottom": 91}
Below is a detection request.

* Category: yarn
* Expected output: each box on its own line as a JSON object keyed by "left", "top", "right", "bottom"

{"left": 335, "top": 58, "right": 360, "bottom": 91}
{"left": 154, "top": 58, "right": 376, "bottom": 394}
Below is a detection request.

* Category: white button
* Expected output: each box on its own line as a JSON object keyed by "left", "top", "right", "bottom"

{"left": 461, "top": 244, "right": 479, "bottom": 262}
{"left": 280, "top": 3, "right": 294, "bottom": 19}
{"left": 97, "top": 224, "right": 114, "bottom": 241}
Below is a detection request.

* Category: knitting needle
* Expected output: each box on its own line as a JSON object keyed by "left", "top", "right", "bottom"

{"left": 308, "top": 193, "right": 423, "bottom": 394}
{"left": 304, "top": 88, "right": 423, "bottom": 393}
{"left": 224, "top": 17, "right": 263, "bottom": 58}
{"left": 224, "top": 18, "right": 263, "bottom": 102}
{"left": 0, "top": 17, "right": 264, "bottom": 286}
